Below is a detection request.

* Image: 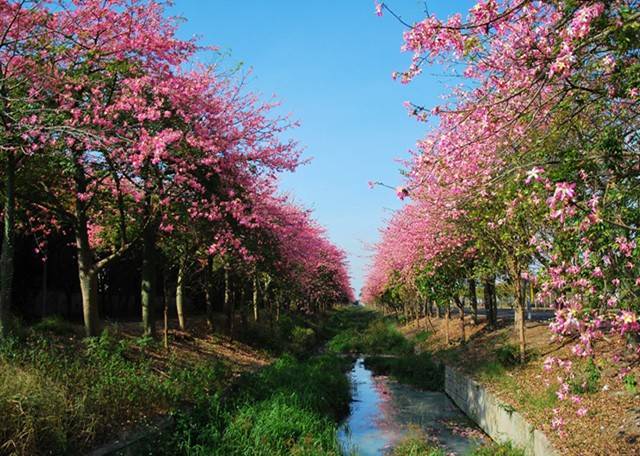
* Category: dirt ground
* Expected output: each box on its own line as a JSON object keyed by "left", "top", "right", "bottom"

{"left": 402, "top": 315, "right": 640, "bottom": 456}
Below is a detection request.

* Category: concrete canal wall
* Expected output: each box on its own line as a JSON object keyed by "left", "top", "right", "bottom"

{"left": 445, "top": 366, "right": 558, "bottom": 456}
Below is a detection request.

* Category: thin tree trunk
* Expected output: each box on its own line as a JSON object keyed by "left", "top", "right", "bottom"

{"left": 484, "top": 276, "right": 497, "bottom": 330}
{"left": 163, "top": 270, "right": 170, "bottom": 351}
{"left": 445, "top": 301, "right": 451, "bottom": 345}
{"left": 0, "top": 150, "right": 15, "bottom": 338}
{"left": 176, "top": 259, "right": 186, "bottom": 331}
{"left": 205, "top": 258, "right": 214, "bottom": 331}
{"left": 224, "top": 266, "right": 232, "bottom": 335}
{"left": 454, "top": 295, "right": 466, "bottom": 344}
{"left": 515, "top": 277, "right": 526, "bottom": 363}
{"left": 141, "top": 221, "right": 157, "bottom": 337}
{"left": 252, "top": 273, "right": 259, "bottom": 322}
{"left": 469, "top": 278, "right": 478, "bottom": 325}
{"left": 41, "top": 257, "right": 48, "bottom": 318}
{"left": 460, "top": 304, "right": 466, "bottom": 343}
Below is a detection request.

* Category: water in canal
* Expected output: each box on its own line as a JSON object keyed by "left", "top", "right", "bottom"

{"left": 338, "top": 358, "right": 487, "bottom": 455}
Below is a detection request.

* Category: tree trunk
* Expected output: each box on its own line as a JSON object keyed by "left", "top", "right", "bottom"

{"left": 41, "top": 257, "right": 48, "bottom": 318}
{"left": 141, "top": 221, "right": 157, "bottom": 337}
{"left": 469, "top": 278, "right": 478, "bottom": 325}
{"left": 74, "top": 162, "right": 100, "bottom": 337}
{"left": 484, "top": 276, "right": 497, "bottom": 330}
{"left": 515, "top": 278, "right": 527, "bottom": 363}
{"left": 176, "top": 260, "right": 186, "bottom": 331}
{"left": 78, "top": 265, "right": 100, "bottom": 337}
{"left": 0, "top": 150, "right": 15, "bottom": 338}
{"left": 205, "top": 258, "right": 214, "bottom": 331}
{"left": 454, "top": 296, "right": 466, "bottom": 344}
{"left": 252, "top": 273, "right": 259, "bottom": 322}
{"left": 163, "top": 270, "right": 170, "bottom": 351}
{"left": 445, "top": 301, "right": 451, "bottom": 345}
{"left": 224, "top": 266, "right": 233, "bottom": 336}
{"left": 460, "top": 304, "right": 466, "bottom": 343}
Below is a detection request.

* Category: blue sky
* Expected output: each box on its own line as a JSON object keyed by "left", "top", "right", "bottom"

{"left": 167, "top": 1, "right": 474, "bottom": 297}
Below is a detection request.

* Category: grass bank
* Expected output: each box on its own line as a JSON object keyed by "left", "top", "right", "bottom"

{"left": 402, "top": 315, "right": 640, "bottom": 456}
{"left": 0, "top": 308, "right": 339, "bottom": 455}
{"left": 155, "top": 353, "right": 351, "bottom": 455}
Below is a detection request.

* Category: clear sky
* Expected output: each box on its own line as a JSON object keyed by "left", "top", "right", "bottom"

{"left": 167, "top": 1, "right": 475, "bottom": 297}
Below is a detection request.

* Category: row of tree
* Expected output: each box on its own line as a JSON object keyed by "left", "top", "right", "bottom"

{"left": 0, "top": 0, "right": 353, "bottom": 339}
{"left": 365, "top": 0, "right": 640, "bottom": 366}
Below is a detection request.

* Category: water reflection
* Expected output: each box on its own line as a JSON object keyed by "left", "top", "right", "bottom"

{"left": 338, "top": 358, "right": 485, "bottom": 455}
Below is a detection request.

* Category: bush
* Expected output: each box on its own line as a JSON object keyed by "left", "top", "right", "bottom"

{"left": 362, "top": 320, "right": 414, "bottom": 356}
{"left": 364, "top": 353, "right": 444, "bottom": 391}
{"left": 495, "top": 344, "right": 520, "bottom": 367}
{"left": 570, "top": 358, "right": 601, "bottom": 394}
{"left": 289, "top": 326, "right": 317, "bottom": 357}
{"left": 326, "top": 329, "right": 361, "bottom": 354}
{"left": 328, "top": 317, "right": 414, "bottom": 356}
{"left": 32, "top": 316, "right": 78, "bottom": 336}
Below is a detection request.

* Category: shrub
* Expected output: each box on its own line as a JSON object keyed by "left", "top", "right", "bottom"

{"left": 364, "top": 353, "right": 444, "bottom": 391}
{"left": 495, "top": 344, "right": 520, "bottom": 367}
{"left": 570, "top": 358, "right": 601, "bottom": 394}
{"left": 362, "top": 320, "right": 415, "bottom": 356}
{"left": 289, "top": 326, "right": 317, "bottom": 357}
{"left": 32, "top": 316, "right": 78, "bottom": 336}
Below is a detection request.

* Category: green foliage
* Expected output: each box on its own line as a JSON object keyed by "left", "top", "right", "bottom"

{"left": 164, "top": 354, "right": 351, "bottom": 455}
{"left": 391, "top": 427, "right": 444, "bottom": 456}
{"left": 289, "top": 326, "right": 317, "bottom": 357}
{"left": 0, "top": 329, "right": 229, "bottom": 455}
{"left": 412, "top": 330, "right": 433, "bottom": 344}
{"left": 469, "top": 441, "right": 525, "bottom": 456}
{"left": 220, "top": 395, "right": 341, "bottom": 456}
{"left": 623, "top": 373, "right": 638, "bottom": 394}
{"left": 494, "top": 344, "right": 521, "bottom": 367}
{"left": 570, "top": 358, "right": 601, "bottom": 394}
{"left": 32, "top": 316, "right": 78, "bottom": 336}
{"left": 364, "top": 353, "right": 444, "bottom": 391}
{"left": 328, "top": 316, "right": 414, "bottom": 357}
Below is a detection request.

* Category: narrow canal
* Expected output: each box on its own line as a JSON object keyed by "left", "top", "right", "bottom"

{"left": 338, "top": 358, "right": 487, "bottom": 455}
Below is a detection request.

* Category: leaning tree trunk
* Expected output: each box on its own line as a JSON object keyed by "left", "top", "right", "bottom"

{"left": 454, "top": 295, "right": 466, "bottom": 344}
{"left": 0, "top": 150, "right": 15, "bottom": 338}
{"left": 469, "top": 278, "right": 478, "bottom": 325}
{"left": 141, "top": 220, "right": 157, "bottom": 337}
{"left": 175, "top": 259, "right": 186, "bottom": 331}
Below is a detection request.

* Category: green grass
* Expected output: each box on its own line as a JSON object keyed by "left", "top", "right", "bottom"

{"left": 0, "top": 329, "right": 229, "bottom": 455}
{"left": 162, "top": 354, "right": 351, "bottom": 455}
{"left": 391, "top": 427, "right": 525, "bottom": 456}
{"left": 391, "top": 427, "right": 444, "bottom": 456}
{"left": 469, "top": 441, "right": 525, "bottom": 456}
